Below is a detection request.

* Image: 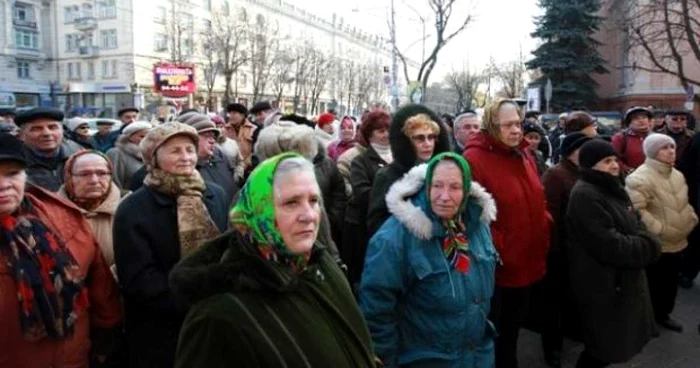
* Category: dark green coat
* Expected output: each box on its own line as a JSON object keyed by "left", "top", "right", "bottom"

{"left": 169, "top": 231, "right": 376, "bottom": 368}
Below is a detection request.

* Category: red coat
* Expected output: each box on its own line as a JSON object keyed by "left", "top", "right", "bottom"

{"left": 464, "top": 132, "right": 551, "bottom": 287}
{"left": 0, "top": 186, "right": 122, "bottom": 368}
{"left": 611, "top": 129, "right": 648, "bottom": 172}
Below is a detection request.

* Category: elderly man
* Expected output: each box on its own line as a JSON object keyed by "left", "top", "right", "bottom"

{"left": 463, "top": 98, "right": 551, "bottom": 368}
{"left": 250, "top": 101, "right": 273, "bottom": 126}
{"left": 453, "top": 111, "right": 481, "bottom": 153}
{"left": 661, "top": 110, "right": 694, "bottom": 165}
{"left": 92, "top": 119, "right": 117, "bottom": 152}
{"left": 117, "top": 107, "right": 139, "bottom": 129}
{"left": 16, "top": 107, "right": 82, "bottom": 191}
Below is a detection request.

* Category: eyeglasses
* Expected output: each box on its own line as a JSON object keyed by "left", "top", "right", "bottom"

{"left": 410, "top": 134, "right": 437, "bottom": 143}
{"left": 73, "top": 170, "right": 111, "bottom": 179}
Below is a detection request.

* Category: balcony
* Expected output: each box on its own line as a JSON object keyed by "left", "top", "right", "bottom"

{"left": 75, "top": 16, "right": 97, "bottom": 31}
{"left": 78, "top": 46, "right": 99, "bottom": 57}
{"left": 13, "top": 19, "right": 37, "bottom": 29}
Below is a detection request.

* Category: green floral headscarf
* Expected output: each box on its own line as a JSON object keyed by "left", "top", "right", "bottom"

{"left": 230, "top": 152, "right": 310, "bottom": 272}
{"left": 425, "top": 152, "right": 473, "bottom": 273}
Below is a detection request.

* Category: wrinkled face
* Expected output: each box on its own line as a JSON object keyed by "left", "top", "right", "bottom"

{"left": 120, "top": 111, "right": 138, "bottom": 125}
{"left": 129, "top": 130, "right": 149, "bottom": 145}
{"left": 455, "top": 117, "right": 480, "bottom": 147}
{"left": 70, "top": 154, "right": 111, "bottom": 200}
{"left": 198, "top": 131, "right": 217, "bottom": 160}
{"left": 656, "top": 143, "right": 676, "bottom": 165}
{"left": 97, "top": 124, "right": 112, "bottom": 135}
{"left": 409, "top": 127, "right": 437, "bottom": 162}
{"left": 227, "top": 111, "right": 245, "bottom": 126}
{"left": 524, "top": 132, "right": 542, "bottom": 151}
{"left": 0, "top": 162, "right": 26, "bottom": 218}
{"left": 592, "top": 155, "right": 620, "bottom": 177}
{"left": 628, "top": 113, "right": 651, "bottom": 133}
{"left": 20, "top": 119, "right": 63, "bottom": 154}
{"left": 369, "top": 127, "right": 389, "bottom": 146}
{"left": 429, "top": 161, "right": 464, "bottom": 220}
{"left": 667, "top": 114, "right": 687, "bottom": 133}
{"left": 274, "top": 170, "right": 321, "bottom": 254}
{"left": 75, "top": 124, "right": 90, "bottom": 138}
{"left": 340, "top": 120, "right": 354, "bottom": 141}
{"left": 155, "top": 135, "right": 198, "bottom": 176}
{"left": 497, "top": 104, "right": 523, "bottom": 147}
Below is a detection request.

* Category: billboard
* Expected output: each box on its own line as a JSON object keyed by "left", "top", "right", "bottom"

{"left": 153, "top": 63, "right": 195, "bottom": 98}
{"left": 526, "top": 87, "right": 541, "bottom": 112}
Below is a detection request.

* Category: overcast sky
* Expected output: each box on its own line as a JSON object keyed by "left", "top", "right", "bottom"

{"left": 295, "top": 0, "right": 542, "bottom": 80}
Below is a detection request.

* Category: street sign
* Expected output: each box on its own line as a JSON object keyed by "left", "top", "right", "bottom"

{"left": 686, "top": 85, "right": 696, "bottom": 111}
{"left": 527, "top": 88, "right": 541, "bottom": 112}
{"left": 545, "top": 78, "right": 552, "bottom": 101}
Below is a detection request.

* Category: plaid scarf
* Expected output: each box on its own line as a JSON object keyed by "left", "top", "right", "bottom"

{"left": 441, "top": 219, "right": 471, "bottom": 273}
{"left": 0, "top": 200, "right": 88, "bottom": 341}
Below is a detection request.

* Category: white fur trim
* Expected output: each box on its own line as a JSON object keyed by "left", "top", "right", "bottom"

{"left": 385, "top": 164, "right": 497, "bottom": 240}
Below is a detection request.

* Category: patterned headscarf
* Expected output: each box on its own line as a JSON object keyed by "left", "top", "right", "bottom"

{"left": 426, "top": 152, "right": 473, "bottom": 273}
{"left": 62, "top": 150, "right": 114, "bottom": 211}
{"left": 230, "top": 152, "right": 311, "bottom": 273}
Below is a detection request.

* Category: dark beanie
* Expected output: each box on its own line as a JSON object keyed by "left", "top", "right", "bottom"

{"left": 578, "top": 139, "right": 618, "bottom": 169}
{"left": 560, "top": 132, "right": 592, "bottom": 158}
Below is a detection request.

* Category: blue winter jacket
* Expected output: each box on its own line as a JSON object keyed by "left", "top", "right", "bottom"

{"left": 359, "top": 164, "right": 498, "bottom": 368}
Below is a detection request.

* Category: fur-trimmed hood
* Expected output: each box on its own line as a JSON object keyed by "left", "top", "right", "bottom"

{"left": 385, "top": 163, "right": 497, "bottom": 240}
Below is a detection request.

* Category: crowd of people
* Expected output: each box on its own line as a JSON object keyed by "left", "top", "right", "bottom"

{"left": 0, "top": 98, "right": 699, "bottom": 368}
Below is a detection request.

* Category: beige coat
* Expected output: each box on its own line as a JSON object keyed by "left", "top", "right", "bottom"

{"left": 336, "top": 145, "right": 366, "bottom": 195}
{"left": 626, "top": 158, "right": 698, "bottom": 253}
{"left": 59, "top": 182, "right": 124, "bottom": 267}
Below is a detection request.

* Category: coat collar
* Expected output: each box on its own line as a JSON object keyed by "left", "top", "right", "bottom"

{"left": 644, "top": 158, "right": 673, "bottom": 177}
{"left": 385, "top": 163, "right": 497, "bottom": 240}
{"left": 57, "top": 182, "right": 123, "bottom": 216}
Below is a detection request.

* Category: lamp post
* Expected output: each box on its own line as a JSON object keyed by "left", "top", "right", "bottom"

{"left": 390, "top": 0, "right": 399, "bottom": 110}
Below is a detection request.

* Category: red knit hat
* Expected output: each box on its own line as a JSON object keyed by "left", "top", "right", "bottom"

{"left": 317, "top": 113, "right": 335, "bottom": 128}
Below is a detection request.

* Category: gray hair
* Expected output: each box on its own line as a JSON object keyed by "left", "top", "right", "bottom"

{"left": 273, "top": 156, "right": 319, "bottom": 194}
{"left": 453, "top": 112, "right": 479, "bottom": 131}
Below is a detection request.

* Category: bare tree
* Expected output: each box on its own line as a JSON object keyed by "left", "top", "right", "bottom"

{"left": 291, "top": 43, "right": 312, "bottom": 113}
{"left": 210, "top": 9, "right": 248, "bottom": 107}
{"left": 166, "top": 1, "right": 194, "bottom": 64}
{"left": 354, "top": 61, "right": 382, "bottom": 112}
{"left": 200, "top": 22, "right": 220, "bottom": 111}
{"left": 270, "top": 45, "right": 293, "bottom": 107}
{"left": 444, "top": 65, "right": 483, "bottom": 112}
{"left": 615, "top": 0, "right": 700, "bottom": 103}
{"left": 336, "top": 59, "right": 357, "bottom": 115}
{"left": 395, "top": 0, "right": 473, "bottom": 100}
{"left": 307, "top": 51, "right": 334, "bottom": 115}
{"left": 248, "top": 14, "right": 280, "bottom": 103}
{"left": 489, "top": 51, "right": 526, "bottom": 99}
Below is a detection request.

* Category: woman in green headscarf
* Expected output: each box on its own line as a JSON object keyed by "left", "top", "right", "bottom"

{"left": 359, "top": 152, "right": 499, "bottom": 367}
{"left": 169, "top": 153, "right": 377, "bottom": 368}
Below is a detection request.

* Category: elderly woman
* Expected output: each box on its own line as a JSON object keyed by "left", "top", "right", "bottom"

{"left": 625, "top": 134, "right": 698, "bottom": 333}
{"left": 328, "top": 115, "right": 357, "bottom": 161}
{"left": 170, "top": 153, "right": 376, "bottom": 367}
{"left": 360, "top": 152, "right": 498, "bottom": 367}
{"left": 0, "top": 134, "right": 122, "bottom": 367}
{"left": 567, "top": 140, "right": 661, "bottom": 367}
{"left": 113, "top": 123, "right": 228, "bottom": 368}
{"left": 59, "top": 150, "right": 123, "bottom": 272}
{"left": 106, "top": 121, "right": 152, "bottom": 189}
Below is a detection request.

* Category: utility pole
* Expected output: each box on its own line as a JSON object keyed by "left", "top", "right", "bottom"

{"left": 390, "top": 0, "right": 399, "bottom": 110}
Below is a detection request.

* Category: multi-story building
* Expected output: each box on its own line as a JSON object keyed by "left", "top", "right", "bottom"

{"left": 3, "top": 0, "right": 394, "bottom": 117}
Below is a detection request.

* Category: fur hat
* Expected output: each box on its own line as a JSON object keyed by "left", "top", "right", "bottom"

{"left": 226, "top": 103, "right": 248, "bottom": 115}
{"left": 140, "top": 122, "right": 199, "bottom": 167}
{"left": 66, "top": 117, "right": 89, "bottom": 132}
{"left": 122, "top": 121, "right": 153, "bottom": 137}
{"left": 643, "top": 133, "right": 675, "bottom": 159}
{"left": 254, "top": 120, "right": 318, "bottom": 161}
{"left": 579, "top": 139, "right": 618, "bottom": 169}
{"left": 177, "top": 112, "right": 220, "bottom": 138}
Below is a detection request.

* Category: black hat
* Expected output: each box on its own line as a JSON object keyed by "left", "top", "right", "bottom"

{"left": 560, "top": 132, "right": 592, "bottom": 158}
{"left": 523, "top": 121, "right": 545, "bottom": 137}
{"left": 179, "top": 108, "right": 199, "bottom": 116}
{"left": 0, "top": 134, "right": 27, "bottom": 167}
{"left": 578, "top": 139, "right": 618, "bottom": 169}
{"left": 665, "top": 109, "right": 689, "bottom": 117}
{"left": 117, "top": 107, "right": 139, "bottom": 117}
{"left": 226, "top": 103, "right": 248, "bottom": 115}
{"left": 624, "top": 106, "right": 652, "bottom": 125}
{"left": 250, "top": 101, "right": 273, "bottom": 114}
{"left": 279, "top": 114, "right": 315, "bottom": 129}
{"left": 14, "top": 107, "right": 64, "bottom": 126}
{"left": 0, "top": 108, "right": 16, "bottom": 117}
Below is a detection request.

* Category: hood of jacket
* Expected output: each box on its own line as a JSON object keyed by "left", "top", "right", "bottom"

{"left": 390, "top": 104, "right": 452, "bottom": 171}
{"left": 385, "top": 163, "right": 497, "bottom": 240}
{"left": 115, "top": 134, "right": 143, "bottom": 160}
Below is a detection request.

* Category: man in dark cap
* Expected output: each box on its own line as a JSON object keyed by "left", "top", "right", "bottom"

{"left": 91, "top": 119, "right": 117, "bottom": 152}
{"left": 0, "top": 108, "right": 16, "bottom": 125}
{"left": 250, "top": 101, "right": 273, "bottom": 126}
{"left": 661, "top": 110, "right": 694, "bottom": 165}
{"left": 117, "top": 107, "right": 139, "bottom": 128}
{"left": 15, "top": 107, "right": 82, "bottom": 191}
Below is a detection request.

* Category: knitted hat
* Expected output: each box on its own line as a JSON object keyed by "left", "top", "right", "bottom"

{"left": 578, "top": 139, "right": 618, "bottom": 169}
{"left": 624, "top": 106, "right": 652, "bottom": 125}
{"left": 254, "top": 120, "right": 318, "bottom": 161}
{"left": 317, "top": 113, "right": 335, "bottom": 128}
{"left": 139, "top": 122, "right": 199, "bottom": 167}
{"left": 564, "top": 111, "right": 596, "bottom": 133}
{"left": 643, "top": 133, "right": 675, "bottom": 159}
{"left": 523, "top": 121, "right": 544, "bottom": 136}
{"left": 66, "top": 117, "right": 89, "bottom": 132}
{"left": 122, "top": 121, "right": 153, "bottom": 137}
{"left": 560, "top": 132, "right": 592, "bottom": 158}
{"left": 177, "top": 112, "right": 220, "bottom": 138}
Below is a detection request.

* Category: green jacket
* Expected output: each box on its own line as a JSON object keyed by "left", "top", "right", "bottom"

{"left": 169, "top": 231, "right": 376, "bottom": 368}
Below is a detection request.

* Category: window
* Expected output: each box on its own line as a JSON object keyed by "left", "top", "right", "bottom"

{"left": 17, "top": 61, "right": 30, "bottom": 79}
{"left": 14, "top": 29, "right": 38, "bottom": 49}
{"left": 203, "top": 0, "right": 211, "bottom": 11}
{"left": 100, "top": 29, "right": 117, "bottom": 49}
{"left": 66, "top": 34, "right": 77, "bottom": 52}
{"left": 154, "top": 6, "right": 166, "bottom": 23}
{"left": 111, "top": 60, "right": 118, "bottom": 78}
{"left": 98, "top": 0, "right": 116, "bottom": 18}
{"left": 14, "top": 4, "right": 31, "bottom": 21}
{"left": 68, "top": 62, "right": 75, "bottom": 79}
{"left": 182, "top": 13, "right": 194, "bottom": 30}
{"left": 154, "top": 33, "right": 168, "bottom": 51}
{"left": 101, "top": 60, "right": 109, "bottom": 78}
{"left": 76, "top": 62, "right": 82, "bottom": 79}
{"left": 64, "top": 5, "right": 79, "bottom": 22}
{"left": 87, "top": 61, "right": 95, "bottom": 80}
{"left": 183, "top": 39, "right": 193, "bottom": 55}
{"left": 80, "top": 3, "right": 93, "bottom": 19}
{"left": 82, "top": 32, "right": 94, "bottom": 47}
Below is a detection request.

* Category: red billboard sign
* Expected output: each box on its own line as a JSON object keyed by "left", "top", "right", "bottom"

{"left": 153, "top": 63, "right": 195, "bottom": 98}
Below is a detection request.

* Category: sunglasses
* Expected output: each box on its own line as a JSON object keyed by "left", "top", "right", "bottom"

{"left": 411, "top": 134, "right": 437, "bottom": 143}
{"left": 77, "top": 126, "right": 89, "bottom": 130}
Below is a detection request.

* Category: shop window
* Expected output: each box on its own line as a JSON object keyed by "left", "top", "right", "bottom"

{"left": 15, "top": 93, "right": 39, "bottom": 107}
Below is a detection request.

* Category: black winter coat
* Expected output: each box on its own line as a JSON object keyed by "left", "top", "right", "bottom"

{"left": 342, "top": 146, "right": 388, "bottom": 284}
{"left": 113, "top": 183, "right": 228, "bottom": 368}
{"left": 23, "top": 140, "right": 83, "bottom": 192}
{"left": 313, "top": 148, "right": 348, "bottom": 247}
{"left": 565, "top": 169, "right": 660, "bottom": 363}
{"left": 366, "top": 105, "right": 452, "bottom": 237}
{"left": 197, "top": 147, "right": 238, "bottom": 207}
